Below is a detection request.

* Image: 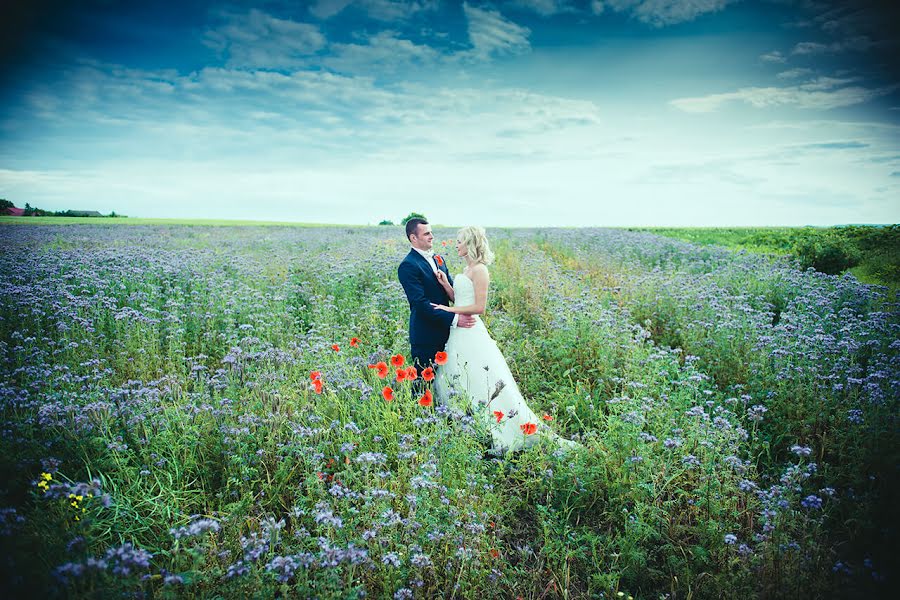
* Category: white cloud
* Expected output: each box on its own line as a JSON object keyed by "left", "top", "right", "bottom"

{"left": 7, "top": 52, "right": 605, "bottom": 166}
{"left": 309, "top": 0, "right": 439, "bottom": 22}
{"left": 792, "top": 35, "right": 873, "bottom": 55}
{"left": 323, "top": 31, "right": 440, "bottom": 74}
{"left": 509, "top": 0, "right": 577, "bottom": 17}
{"left": 798, "top": 76, "right": 857, "bottom": 91}
{"left": 593, "top": 0, "right": 736, "bottom": 27}
{"left": 760, "top": 50, "right": 787, "bottom": 63}
{"left": 309, "top": 0, "right": 354, "bottom": 19}
{"left": 777, "top": 67, "right": 813, "bottom": 79}
{"left": 204, "top": 9, "right": 325, "bottom": 69}
{"left": 670, "top": 77, "right": 897, "bottom": 112}
{"left": 792, "top": 41, "right": 828, "bottom": 55}
{"left": 363, "top": 0, "right": 440, "bottom": 21}
{"left": 462, "top": 3, "right": 531, "bottom": 60}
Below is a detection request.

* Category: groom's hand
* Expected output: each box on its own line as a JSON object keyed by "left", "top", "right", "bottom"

{"left": 457, "top": 314, "right": 476, "bottom": 328}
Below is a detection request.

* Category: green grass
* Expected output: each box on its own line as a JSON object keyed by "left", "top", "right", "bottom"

{"left": 1, "top": 224, "right": 895, "bottom": 599}
{"left": 631, "top": 225, "right": 900, "bottom": 288}
{"left": 0, "top": 216, "right": 352, "bottom": 227}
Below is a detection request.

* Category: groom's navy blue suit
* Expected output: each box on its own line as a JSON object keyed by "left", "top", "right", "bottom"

{"left": 398, "top": 249, "right": 455, "bottom": 372}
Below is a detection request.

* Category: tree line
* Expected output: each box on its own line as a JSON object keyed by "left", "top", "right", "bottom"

{"left": 1, "top": 199, "right": 122, "bottom": 218}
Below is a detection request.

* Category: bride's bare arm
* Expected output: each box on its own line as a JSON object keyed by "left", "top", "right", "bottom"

{"left": 439, "top": 266, "right": 488, "bottom": 315}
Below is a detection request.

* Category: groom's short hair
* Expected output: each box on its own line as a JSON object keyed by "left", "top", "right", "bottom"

{"left": 405, "top": 218, "right": 428, "bottom": 241}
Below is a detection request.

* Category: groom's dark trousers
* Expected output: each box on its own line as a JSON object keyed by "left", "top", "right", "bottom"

{"left": 398, "top": 249, "right": 455, "bottom": 393}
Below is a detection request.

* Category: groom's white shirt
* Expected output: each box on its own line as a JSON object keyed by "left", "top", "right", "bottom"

{"left": 412, "top": 246, "right": 439, "bottom": 273}
{"left": 411, "top": 246, "right": 459, "bottom": 328}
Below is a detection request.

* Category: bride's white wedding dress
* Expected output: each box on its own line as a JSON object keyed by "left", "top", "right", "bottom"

{"left": 434, "top": 273, "right": 579, "bottom": 454}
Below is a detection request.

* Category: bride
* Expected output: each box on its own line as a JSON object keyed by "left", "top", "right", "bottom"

{"left": 431, "top": 226, "right": 579, "bottom": 454}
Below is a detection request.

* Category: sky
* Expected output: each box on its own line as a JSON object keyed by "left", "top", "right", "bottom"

{"left": 1, "top": 0, "right": 898, "bottom": 227}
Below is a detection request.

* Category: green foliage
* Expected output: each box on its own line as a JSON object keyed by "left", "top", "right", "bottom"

{"left": 0, "top": 226, "right": 895, "bottom": 599}
{"left": 634, "top": 225, "right": 899, "bottom": 288}
{"left": 401, "top": 212, "right": 426, "bottom": 225}
{"left": 378, "top": 219, "right": 393, "bottom": 225}
{"left": 791, "top": 231, "right": 860, "bottom": 274}
{"left": 0, "top": 199, "right": 13, "bottom": 209}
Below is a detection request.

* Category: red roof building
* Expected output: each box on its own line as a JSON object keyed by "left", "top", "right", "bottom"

{"left": 3, "top": 207, "right": 24, "bottom": 216}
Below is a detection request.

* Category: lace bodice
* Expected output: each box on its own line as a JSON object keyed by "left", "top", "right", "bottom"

{"left": 453, "top": 273, "right": 476, "bottom": 306}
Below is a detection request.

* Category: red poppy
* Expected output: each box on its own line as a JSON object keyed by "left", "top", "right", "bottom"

{"left": 406, "top": 366, "right": 418, "bottom": 381}
{"left": 391, "top": 354, "right": 405, "bottom": 368}
{"left": 542, "top": 414, "right": 553, "bottom": 421}
{"left": 395, "top": 369, "right": 407, "bottom": 382}
{"left": 310, "top": 371, "right": 322, "bottom": 381}
{"left": 331, "top": 344, "right": 340, "bottom": 352}
{"left": 493, "top": 410, "right": 504, "bottom": 423}
{"left": 374, "top": 362, "right": 389, "bottom": 378}
{"left": 350, "top": 337, "right": 361, "bottom": 347}
{"left": 418, "top": 389, "right": 433, "bottom": 407}
{"left": 434, "top": 351, "right": 448, "bottom": 365}
{"left": 489, "top": 548, "right": 499, "bottom": 559}
{"left": 434, "top": 254, "right": 444, "bottom": 266}
{"left": 520, "top": 422, "right": 537, "bottom": 435}
{"left": 312, "top": 379, "right": 323, "bottom": 394}
{"left": 382, "top": 386, "right": 394, "bottom": 402}
{"left": 421, "top": 367, "right": 434, "bottom": 382}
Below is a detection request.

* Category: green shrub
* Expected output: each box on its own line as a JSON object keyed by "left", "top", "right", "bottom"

{"left": 792, "top": 232, "right": 861, "bottom": 274}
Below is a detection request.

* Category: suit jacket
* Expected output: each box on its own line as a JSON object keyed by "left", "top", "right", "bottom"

{"left": 398, "top": 249, "right": 455, "bottom": 350}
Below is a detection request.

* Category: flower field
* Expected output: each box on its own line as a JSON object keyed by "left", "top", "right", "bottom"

{"left": 0, "top": 224, "right": 896, "bottom": 599}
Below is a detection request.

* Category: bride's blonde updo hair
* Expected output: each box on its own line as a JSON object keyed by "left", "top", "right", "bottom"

{"left": 458, "top": 226, "right": 495, "bottom": 266}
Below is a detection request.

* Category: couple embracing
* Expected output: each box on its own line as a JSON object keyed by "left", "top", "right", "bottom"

{"left": 398, "top": 218, "right": 578, "bottom": 455}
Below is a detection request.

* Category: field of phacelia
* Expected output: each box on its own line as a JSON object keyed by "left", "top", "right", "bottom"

{"left": 0, "top": 224, "right": 896, "bottom": 599}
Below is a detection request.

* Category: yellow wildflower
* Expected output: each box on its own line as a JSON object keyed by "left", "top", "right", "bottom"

{"left": 37, "top": 472, "right": 53, "bottom": 493}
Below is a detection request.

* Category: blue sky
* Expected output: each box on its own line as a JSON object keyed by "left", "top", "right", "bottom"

{"left": 1, "top": 0, "right": 898, "bottom": 226}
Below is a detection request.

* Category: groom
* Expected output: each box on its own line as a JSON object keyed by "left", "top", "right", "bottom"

{"left": 398, "top": 218, "right": 474, "bottom": 383}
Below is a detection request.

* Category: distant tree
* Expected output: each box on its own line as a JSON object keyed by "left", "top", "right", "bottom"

{"left": 23, "top": 203, "right": 53, "bottom": 216}
{"left": 109, "top": 211, "right": 117, "bottom": 218}
{"left": 0, "top": 199, "right": 13, "bottom": 210}
{"left": 378, "top": 219, "right": 393, "bottom": 226}
{"left": 401, "top": 212, "right": 426, "bottom": 225}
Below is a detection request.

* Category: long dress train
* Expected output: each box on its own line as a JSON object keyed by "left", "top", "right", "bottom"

{"left": 434, "top": 273, "right": 578, "bottom": 454}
